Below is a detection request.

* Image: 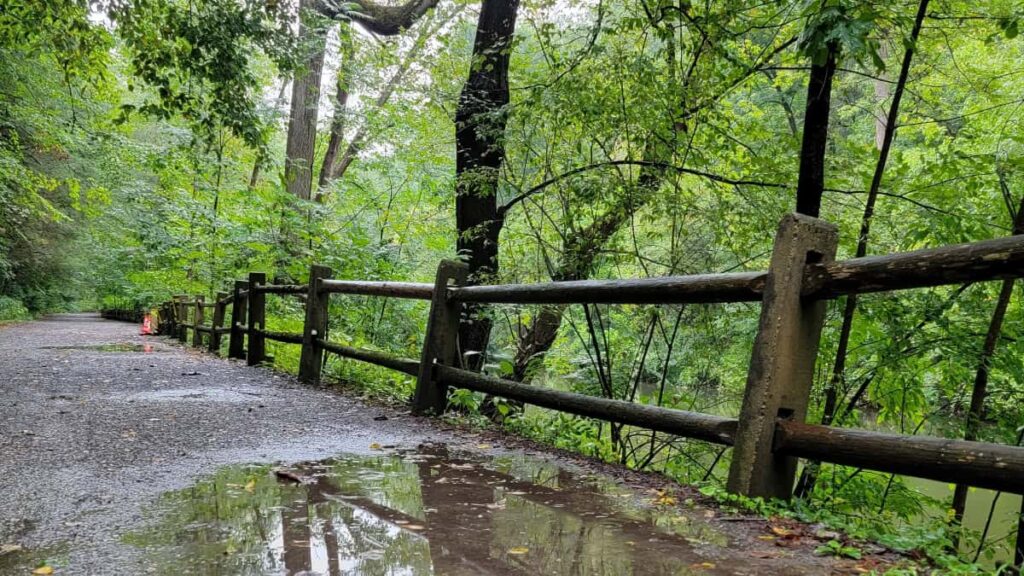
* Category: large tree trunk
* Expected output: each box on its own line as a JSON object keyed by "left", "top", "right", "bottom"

{"left": 284, "top": 0, "right": 328, "bottom": 201}
{"left": 454, "top": 0, "right": 520, "bottom": 367}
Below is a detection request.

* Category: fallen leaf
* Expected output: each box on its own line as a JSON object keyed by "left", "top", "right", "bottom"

{"left": 770, "top": 525, "right": 795, "bottom": 538}
{"left": 244, "top": 480, "right": 256, "bottom": 493}
{"left": 32, "top": 566, "right": 54, "bottom": 575}
{"left": 508, "top": 546, "right": 529, "bottom": 555}
{"left": 652, "top": 489, "right": 677, "bottom": 506}
{"left": 370, "top": 443, "right": 383, "bottom": 450}
{"left": 477, "top": 444, "right": 492, "bottom": 449}
{"left": 757, "top": 535, "right": 776, "bottom": 541}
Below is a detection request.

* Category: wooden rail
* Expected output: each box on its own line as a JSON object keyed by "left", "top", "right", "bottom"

{"left": 319, "top": 280, "right": 434, "bottom": 299}
{"left": 126, "top": 213, "right": 1024, "bottom": 512}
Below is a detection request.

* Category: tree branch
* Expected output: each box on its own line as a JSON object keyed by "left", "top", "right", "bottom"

{"left": 316, "top": 0, "right": 439, "bottom": 36}
{"left": 498, "top": 160, "right": 786, "bottom": 219}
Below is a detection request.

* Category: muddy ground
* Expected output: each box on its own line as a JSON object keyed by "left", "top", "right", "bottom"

{"left": 0, "top": 314, "right": 904, "bottom": 575}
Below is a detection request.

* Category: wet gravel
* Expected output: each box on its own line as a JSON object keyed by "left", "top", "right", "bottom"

{"left": 0, "top": 314, "right": 897, "bottom": 575}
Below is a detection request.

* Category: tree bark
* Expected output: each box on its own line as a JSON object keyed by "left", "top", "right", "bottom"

{"left": 794, "top": 43, "right": 838, "bottom": 217}
{"left": 454, "top": 0, "right": 520, "bottom": 366}
{"left": 284, "top": 0, "right": 328, "bottom": 201}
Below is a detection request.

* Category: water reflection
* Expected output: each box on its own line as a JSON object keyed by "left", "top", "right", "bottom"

{"left": 127, "top": 445, "right": 741, "bottom": 575}
{"left": 40, "top": 343, "right": 161, "bottom": 353}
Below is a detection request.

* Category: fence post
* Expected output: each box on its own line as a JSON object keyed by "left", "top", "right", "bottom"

{"left": 413, "top": 260, "right": 469, "bottom": 415}
{"left": 192, "top": 295, "right": 205, "bottom": 347}
{"left": 162, "top": 301, "right": 174, "bottom": 336}
{"left": 228, "top": 280, "right": 249, "bottom": 360}
{"left": 247, "top": 272, "right": 266, "bottom": 366}
{"left": 162, "top": 302, "right": 172, "bottom": 335}
{"left": 299, "top": 265, "right": 333, "bottom": 383}
{"left": 177, "top": 296, "right": 188, "bottom": 343}
{"left": 209, "top": 291, "right": 227, "bottom": 354}
{"left": 726, "top": 213, "right": 838, "bottom": 499}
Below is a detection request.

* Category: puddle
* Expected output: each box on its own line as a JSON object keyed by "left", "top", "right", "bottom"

{"left": 40, "top": 343, "right": 159, "bottom": 353}
{"left": 127, "top": 388, "right": 261, "bottom": 403}
{"left": 125, "top": 445, "right": 762, "bottom": 575}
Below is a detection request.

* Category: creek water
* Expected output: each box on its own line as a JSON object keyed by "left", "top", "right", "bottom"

{"left": 908, "top": 478, "right": 1021, "bottom": 564}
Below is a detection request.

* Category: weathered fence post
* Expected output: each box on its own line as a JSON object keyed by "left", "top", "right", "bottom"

{"left": 726, "top": 213, "right": 838, "bottom": 499}
{"left": 413, "top": 260, "right": 469, "bottom": 415}
{"left": 176, "top": 296, "right": 188, "bottom": 343}
{"left": 162, "top": 302, "right": 172, "bottom": 335}
{"left": 162, "top": 301, "right": 174, "bottom": 336}
{"left": 192, "top": 295, "right": 205, "bottom": 347}
{"left": 299, "top": 265, "right": 333, "bottom": 383}
{"left": 247, "top": 272, "right": 266, "bottom": 366}
{"left": 228, "top": 280, "right": 249, "bottom": 360}
{"left": 209, "top": 291, "right": 227, "bottom": 354}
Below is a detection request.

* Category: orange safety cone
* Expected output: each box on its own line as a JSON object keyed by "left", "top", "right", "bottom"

{"left": 141, "top": 314, "right": 153, "bottom": 335}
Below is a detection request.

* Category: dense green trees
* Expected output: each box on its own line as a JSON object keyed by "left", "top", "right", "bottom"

{"left": 2, "top": 0, "right": 1023, "bottom": 569}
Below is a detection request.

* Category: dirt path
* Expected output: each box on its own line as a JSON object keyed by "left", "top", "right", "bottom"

{"left": 0, "top": 314, "right": 897, "bottom": 575}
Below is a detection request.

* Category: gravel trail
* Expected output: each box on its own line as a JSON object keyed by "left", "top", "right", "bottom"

{"left": 0, "top": 314, "right": 894, "bottom": 575}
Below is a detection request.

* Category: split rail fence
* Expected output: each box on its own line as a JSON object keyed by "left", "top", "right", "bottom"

{"left": 136, "top": 214, "right": 1024, "bottom": 508}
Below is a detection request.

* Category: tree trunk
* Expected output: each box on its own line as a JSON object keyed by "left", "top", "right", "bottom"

{"left": 794, "top": 43, "right": 838, "bottom": 217}
{"left": 454, "top": 0, "right": 520, "bottom": 367}
{"left": 502, "top": 22, "right": 788, "bottom": 389}
{"left": 1016, "top": 496, "right": 1024, "bottom": 569}
{"left": 317, "top": 20, "right": 353, "bottom": 190}
{"left": 950, "top": 190, "right": 1024, "bottom": 525}
{"left": 284, "top": 0, "right": 327, "bottom": 201}
{"left": 316, "top": 6, "right": 456, "bottom": 199}
{"left": 795, "top": 0, "right": 929, "bottom": 498}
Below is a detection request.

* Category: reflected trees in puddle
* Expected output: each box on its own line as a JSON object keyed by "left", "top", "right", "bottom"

{"left": 127, "top": 445, "right": 743, "bottom": 575}
{"left": 40, "top": 343, "right": 158, "bottom": 353}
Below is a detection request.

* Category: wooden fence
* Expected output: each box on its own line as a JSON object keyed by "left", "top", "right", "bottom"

{"left": 137, "top": 213, "right": 1024, "bottom": 506}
